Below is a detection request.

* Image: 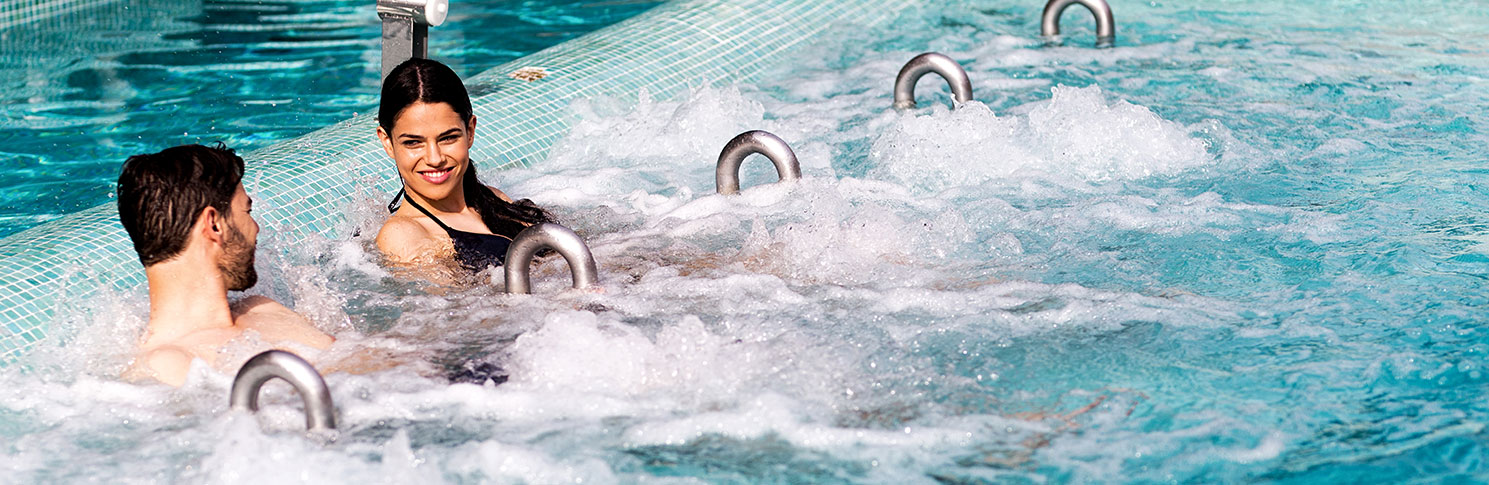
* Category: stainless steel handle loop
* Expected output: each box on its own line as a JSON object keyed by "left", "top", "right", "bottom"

{"left": 505, "top": 223, "right": 601, "bottom": 294}
{"left": 1041, "top": 0, "right": 1116, "bottom": 48}
{"left": 892, "top": 52, "right": 974, "bottom": 110}
{"left": 715, "top": 130, "right": 802, "bottom": 195}
{"left": 230, "top": 350, "right": 336, "bottom": 431}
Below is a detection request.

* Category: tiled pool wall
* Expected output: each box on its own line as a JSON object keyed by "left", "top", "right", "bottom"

{"left": 0, "top": 0, "right": 920, "bottom": 365}
{"left": 0, "top": 0, "right": 115, "bottom": 29}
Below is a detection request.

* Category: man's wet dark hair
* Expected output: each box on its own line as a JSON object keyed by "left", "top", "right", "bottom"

{"left": 117, "top": 143, "right": 245, "bottom": 267}
{"left": 380, "top": 57, "right": 552, "bottom": 236}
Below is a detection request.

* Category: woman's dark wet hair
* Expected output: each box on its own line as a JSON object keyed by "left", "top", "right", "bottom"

{"left": 380, "top": 58, "right": 552, "bottom": 237}
{"left": 117, "top": 143, "right": 244, "bottom": 267}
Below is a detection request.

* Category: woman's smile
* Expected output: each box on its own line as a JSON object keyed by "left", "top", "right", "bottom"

{"left": 419, "top": 167, "right": 453, "bottom": 184}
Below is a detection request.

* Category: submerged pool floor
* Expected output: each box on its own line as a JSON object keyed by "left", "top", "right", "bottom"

{"left": 4, "top": 0, "right": 1489, "bottom": 483}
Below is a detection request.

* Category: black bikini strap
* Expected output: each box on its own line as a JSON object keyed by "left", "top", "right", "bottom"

{"left": 394, "top": 188, "right": 458, "bottom": 233}
{"left": 387, "top": 187, "right": 405, "bottom": 213}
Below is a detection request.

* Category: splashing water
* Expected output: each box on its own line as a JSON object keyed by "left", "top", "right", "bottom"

{"left": 5, "top": 0, "right": 1489, "bottom": 483}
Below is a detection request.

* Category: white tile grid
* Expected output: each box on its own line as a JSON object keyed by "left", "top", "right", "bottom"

{"left": 0, "top": 0, "right": 119, "bottom": 30}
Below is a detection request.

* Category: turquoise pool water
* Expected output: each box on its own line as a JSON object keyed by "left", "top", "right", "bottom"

{"left": 0, "top": 0, "right": 661, "bottom": 238}
{"left": 4, "top": 0, "right": 1489, "bottom": 482}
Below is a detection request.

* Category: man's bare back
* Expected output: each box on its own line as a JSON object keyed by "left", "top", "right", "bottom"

{"left": 130, "top": 296, "right": 333, "bottom": 386}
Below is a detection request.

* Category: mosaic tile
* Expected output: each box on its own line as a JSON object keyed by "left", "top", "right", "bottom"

{"left": 0, "top": 0, "right": 118, "bottom": 29}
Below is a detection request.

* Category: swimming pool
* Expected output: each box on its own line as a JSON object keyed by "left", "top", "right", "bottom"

{"left": 5, "top": 0, "right": 1489, "bottom": 482}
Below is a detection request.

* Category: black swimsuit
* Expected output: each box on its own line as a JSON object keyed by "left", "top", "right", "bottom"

{"left": 390, "top": 189, "right": 513, "bottom": 271}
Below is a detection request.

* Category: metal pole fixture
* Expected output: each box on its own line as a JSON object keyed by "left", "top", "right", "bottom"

{"left": 378, "top": 0, "right": 449, "bottom": 79}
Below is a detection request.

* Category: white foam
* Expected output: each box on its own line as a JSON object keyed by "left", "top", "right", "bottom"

{"left": 540, "top": 86, "right": 775, "bottom": 174}
{"left": 621, "top": 392, "right": 1001, "bottom": 448}
{"left": 443, "top": 439, "right": 619, "bottom": 483}
{"left": 871, "top": 85, "right": 1213, "bottom": 192}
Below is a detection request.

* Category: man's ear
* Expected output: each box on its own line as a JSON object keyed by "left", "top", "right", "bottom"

{"left": 196, "top": 206, "right": 225, "bottom": 246}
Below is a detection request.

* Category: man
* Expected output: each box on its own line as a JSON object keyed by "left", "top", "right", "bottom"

{"left": 116, "top": 144, "right": 333, "bottom": 387}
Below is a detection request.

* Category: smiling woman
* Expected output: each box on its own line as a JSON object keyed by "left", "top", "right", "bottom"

{"left": 374, "top": 58, "right": 553, "bottom": 275}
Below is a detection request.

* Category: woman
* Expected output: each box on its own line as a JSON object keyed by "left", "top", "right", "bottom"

{"left": 375, "top": 58, "right": 552, "bottom": 273}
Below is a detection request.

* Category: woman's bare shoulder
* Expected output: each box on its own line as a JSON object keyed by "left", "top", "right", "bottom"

{"left": 376, "top": 214, "right": 437, "bottom": 263}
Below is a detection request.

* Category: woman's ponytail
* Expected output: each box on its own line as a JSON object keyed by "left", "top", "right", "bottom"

{"left": 462, "top": 161, "right": 553, "bottom": 238}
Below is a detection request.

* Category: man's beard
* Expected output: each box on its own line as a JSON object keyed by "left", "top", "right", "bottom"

{"left": 219, "top": 222, "right": 258, "bottom": 291}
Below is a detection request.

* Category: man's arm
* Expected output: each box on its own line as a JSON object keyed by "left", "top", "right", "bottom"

{"left": 136, "top": 346, "right": 195, "bottom": 387}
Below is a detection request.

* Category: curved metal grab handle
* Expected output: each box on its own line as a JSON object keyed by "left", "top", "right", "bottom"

{"left": 230, "top": 350, "right": 337, "bottom": 431}
{"left": 1041, "top": 0, "right": 1116, "bottom": 48}
{"left": 504, "top": 223, "right": 601, "bottom": 294}
{"left": 715, "top": 130, "right": 802, "bottom": 195}
{"left": 892, "top": 52, "right": 975, "bottom": 110}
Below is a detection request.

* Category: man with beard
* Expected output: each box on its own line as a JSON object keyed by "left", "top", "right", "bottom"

{"left": 116, "top": 144, "right": 333, "bottom": 387}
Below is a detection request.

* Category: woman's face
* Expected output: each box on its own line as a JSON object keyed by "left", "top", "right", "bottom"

{"left": 378, "top": 101, "right": 477, "bottom": 204}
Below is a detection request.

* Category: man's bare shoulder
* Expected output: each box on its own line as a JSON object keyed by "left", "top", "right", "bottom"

{"left": 232, "top": 294, "right": 289, "bottom": 316}
{"left": 129, "top": 345, "right": 195, "bottom": 387}
{"left": 232, "top": 295, "right": 304, "bottom": 318}
{"left": 232, "top": 296, "right": 334, "bottom": 350}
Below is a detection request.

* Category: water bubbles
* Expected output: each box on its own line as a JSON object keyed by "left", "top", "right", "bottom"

{"left": 870, "top": 86, "right": 1212, "bottom": 193}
